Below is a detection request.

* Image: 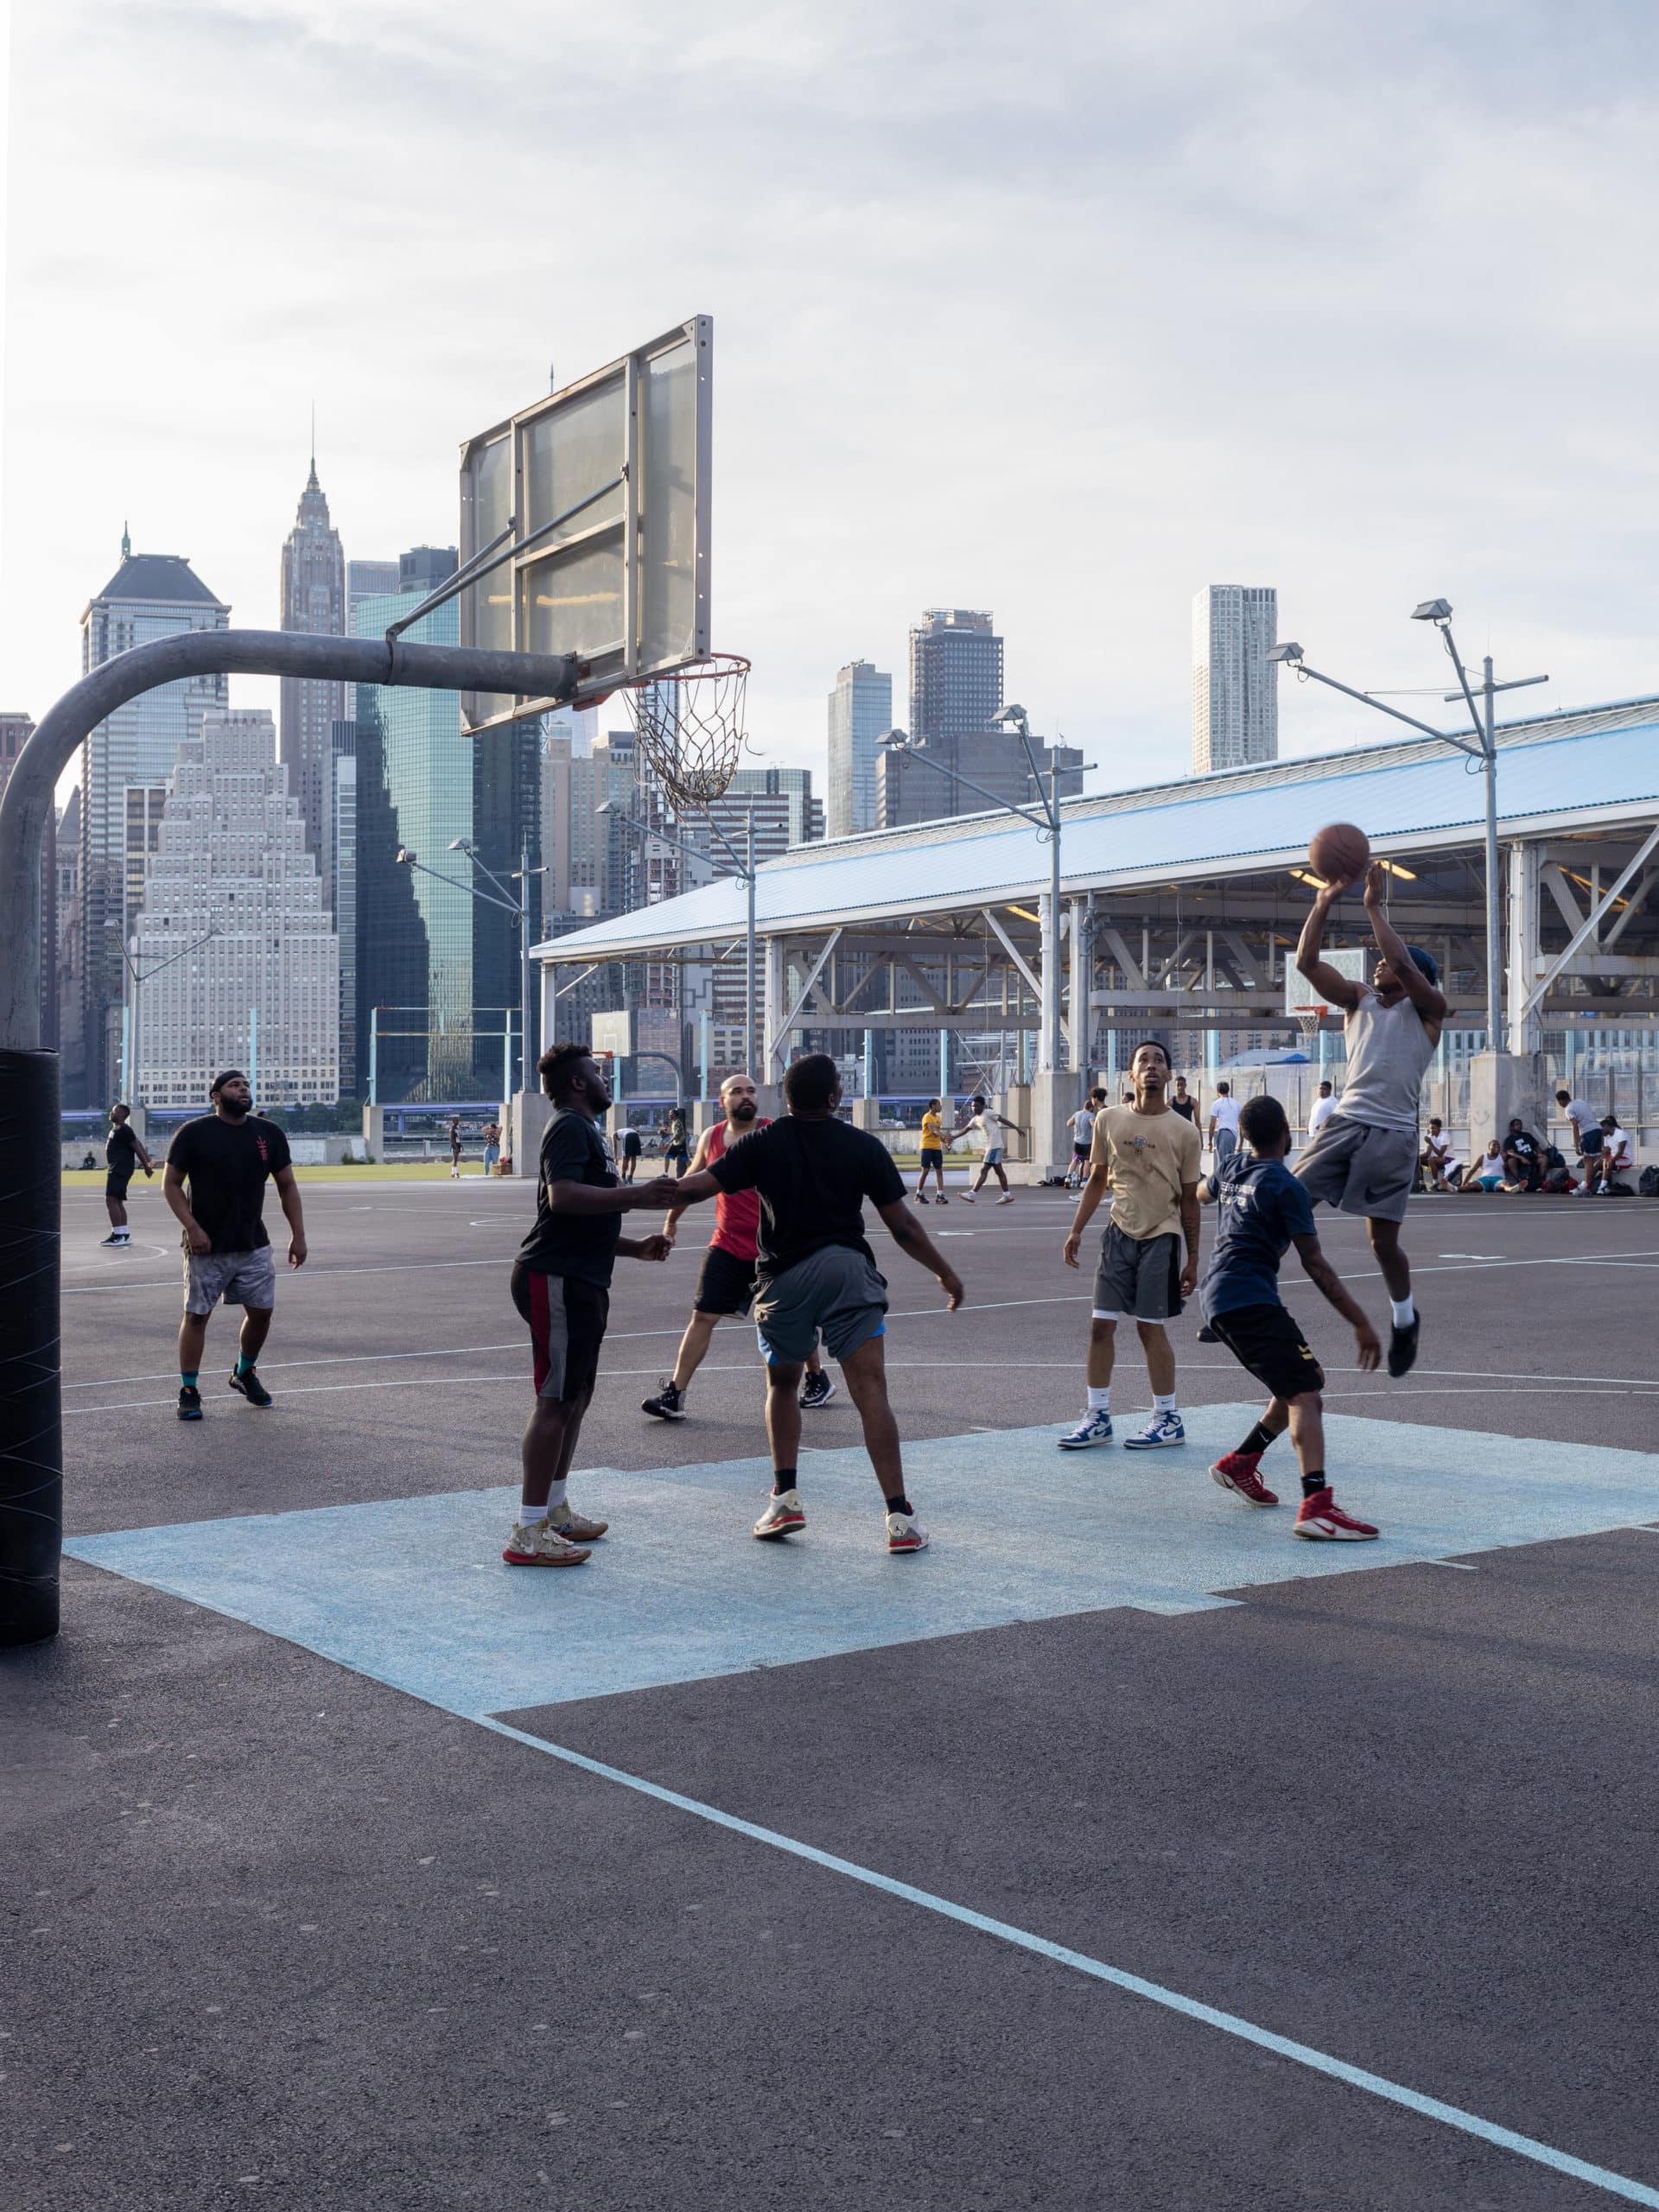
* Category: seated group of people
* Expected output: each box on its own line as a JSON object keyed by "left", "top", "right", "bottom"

{"left": 1421, "top": 1090, "right": 1636, "bottom": 1195}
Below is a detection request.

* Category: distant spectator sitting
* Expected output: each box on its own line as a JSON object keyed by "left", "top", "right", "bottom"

{"left": 1500, "top": 1119, "right": 1543, "bottom": 1192}
{"left": 1420, "top": 1118, "right": 1456, "bottom": 1192}
{"left": 1471, "top": 1139, "right": 1505, "bottom": 1192}
{"left": 1598, "top": 1116, "right": 1634, "bottom": 1193}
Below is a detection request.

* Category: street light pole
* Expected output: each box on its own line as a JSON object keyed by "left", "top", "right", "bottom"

{"left": 597, "top": 798, "right": 759, "bottom": 1084}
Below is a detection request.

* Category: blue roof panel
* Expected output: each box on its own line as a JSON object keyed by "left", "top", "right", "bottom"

{"left": 538, "top": 719, "right": 1659, "bottom": 957}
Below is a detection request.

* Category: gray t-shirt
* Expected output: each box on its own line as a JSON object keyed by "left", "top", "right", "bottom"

{"left": 1337, "top": 988, "right": 1435, "bottom": 1133}
{"left": 1563, "top": 1098, "right": 1599, "bottom": 1133}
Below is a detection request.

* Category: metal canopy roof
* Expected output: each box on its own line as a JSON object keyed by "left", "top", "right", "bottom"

{"left": 536, "top": 704, "right": 1659, "bottom": 961}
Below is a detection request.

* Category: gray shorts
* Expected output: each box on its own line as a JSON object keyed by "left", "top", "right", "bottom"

{"left": 754, "top": 1245, "right": 888, "bottom": 1365}
{"left": 183, "top": 1245, "right": 277, "bottom": 1315}
{"left": 1294, "top": 1112, "right": 1417, "bottom": 1224}
{"left": 1092, "top": 1224, "right": 1182, "bottom": 1322}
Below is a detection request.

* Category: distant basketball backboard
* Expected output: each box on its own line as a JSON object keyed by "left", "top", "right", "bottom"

{"left": 458, "top": 316, "right": 712, "bottom": 734}
{"left": 1286, "top": 944, "right": 1369, "bottom": 1016}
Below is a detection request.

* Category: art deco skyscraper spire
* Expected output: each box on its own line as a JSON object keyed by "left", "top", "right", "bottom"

{"left": 278, "top": 453, "right": 346, "bottom": 889}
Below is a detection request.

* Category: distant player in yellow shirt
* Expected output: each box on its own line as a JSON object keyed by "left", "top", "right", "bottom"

{"left": 914, "top": 1098, "right": 950, "bottom": 1205}
{"left": 1058, "top": 1039, "right": 1202, "bottom": 1450}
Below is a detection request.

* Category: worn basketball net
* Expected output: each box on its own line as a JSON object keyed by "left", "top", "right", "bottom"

{"left": 620, "top": 652, "right": 750, "bottom": 809}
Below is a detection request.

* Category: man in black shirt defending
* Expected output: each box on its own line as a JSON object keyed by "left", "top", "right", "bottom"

{"left": 671, "top": 1052, "right": 964, "bottom": 1554}
{"left": 504, "top": 1043, "right": 680, "bottom": 1568}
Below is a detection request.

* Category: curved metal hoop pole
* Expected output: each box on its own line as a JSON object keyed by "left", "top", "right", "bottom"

{"left": 0, "top": 628, "right": 578, "bottom": 1647}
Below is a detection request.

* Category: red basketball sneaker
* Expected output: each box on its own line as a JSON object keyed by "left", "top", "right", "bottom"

{"left": 1210, "top": 1452, "right": 1279, "bottom": 1508}
{"left": 1293, "top": 1488, "right": 1379, "bottom": 1541}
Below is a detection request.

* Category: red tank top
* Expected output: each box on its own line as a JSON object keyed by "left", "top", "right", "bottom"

{"left": 708, "top": 1116, "right": 766, "bottom": 1262}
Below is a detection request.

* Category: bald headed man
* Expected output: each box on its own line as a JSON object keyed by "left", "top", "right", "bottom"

{"left": 643, "top": 1074, "right": 830, "bottom": 1421}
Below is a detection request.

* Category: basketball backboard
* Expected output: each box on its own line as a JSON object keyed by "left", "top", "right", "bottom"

{"left": 1286, "top": 944, "right": 1369, "bottom": 1016}
{"left": 458, "top": 316, "right": 712, "bottom": 734}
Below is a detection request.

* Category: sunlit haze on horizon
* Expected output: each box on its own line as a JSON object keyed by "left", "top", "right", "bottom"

{"left": 3, "top": 0, "right": 1658, "bottom": 801}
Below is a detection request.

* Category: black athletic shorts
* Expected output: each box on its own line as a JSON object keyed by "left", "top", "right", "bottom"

{"left": 105, "top": 1173, "right": 131, "bottom": 1200}
{"left": 511, "top": 1261, "right": 609, "bottom": 1402}
{"left": 695, "top": 1243, "right": 757, "bottom": 1317}
{"left": 919, "top": 1147, "right": 944, "bottom": 1170}
{"left": 1209, "top": 1301, "right": 1325, "bottom": 1402}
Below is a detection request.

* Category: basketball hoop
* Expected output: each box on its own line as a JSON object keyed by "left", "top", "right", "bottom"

{"left": 619, "top": 652, "right": 750, "bottom": 810}
{"left": 1294, "top": 1007, "right": 1326, "bottom": 1049}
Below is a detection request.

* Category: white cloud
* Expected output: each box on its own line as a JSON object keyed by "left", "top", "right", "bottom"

{"left": 3, "top": 0, "right": 1657, "bottom": 798}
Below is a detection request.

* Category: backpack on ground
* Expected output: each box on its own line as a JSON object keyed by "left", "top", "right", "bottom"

{"left": 1605, "top": 1179, "right": 1635, "bottom": 1198}
{"left": 1638, "top": 1165, "right": 1659, "bottom": 1197}
{"left": 1542, "top": 1166, "right": 1572, "bottom": 1193}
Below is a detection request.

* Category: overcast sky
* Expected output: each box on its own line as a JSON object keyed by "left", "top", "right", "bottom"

{"left": 3, "top": 0, "right": 1657, "bottom": 802}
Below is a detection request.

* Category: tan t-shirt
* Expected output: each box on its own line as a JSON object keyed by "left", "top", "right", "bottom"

{"left": 1088, "top": 1103, "right": 1202, "bottom": 1243}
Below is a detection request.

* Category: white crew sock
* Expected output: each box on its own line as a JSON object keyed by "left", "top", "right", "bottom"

{"left": 1087, "top": 1386, "right": 1110, "bottom": 1412}
{"left": 1389, "top": 1296, "right": 1415, "bottom": 1327}
{"left": 1154, "top": 1392, "right": 1178, "bottom": 1414}
{"left": 518, "top": 1478, "right": 569, "bottom": 1526}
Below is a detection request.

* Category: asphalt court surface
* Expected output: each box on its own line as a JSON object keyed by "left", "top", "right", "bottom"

{"left": 6, "top": 1174, "right": 1659, "bottom": 2207}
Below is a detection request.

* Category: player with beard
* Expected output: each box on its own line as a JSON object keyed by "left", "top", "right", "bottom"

{"left": 164, "top": 1070, "right": 308, "bottom": 1420}
{"left": 642, "top": 1072, "right": 831, "bottom": 1421}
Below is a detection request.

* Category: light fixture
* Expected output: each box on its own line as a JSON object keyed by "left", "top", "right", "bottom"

{"left": 1266, "top": 643, "right": 1304, "bottom": 664}
{"left": 1410, "top": 598, "right": 1453, "bottom": 624}
{"left": 1006, "top": 903, "right": 1041, "bottom": 924}
{"left": 448, "top": 837, "right": 474, "bottom": 854}
{"left": 1378, "top": 858, "right": 1417, "bottom": 880}
{"left": 395, "top": 846, "right": 415, "bottom": 865}
{"left": 1287, "top": 868, "right": 1326, "bottom": 888}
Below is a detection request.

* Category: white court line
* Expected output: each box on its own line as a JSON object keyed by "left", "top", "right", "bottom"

{"left": 65, "top": 1364, "right": 1659, "bottom": 1418}
{"left": 476, "top": 1718, "right": 1659, "bottom": 2209}
{"left": 1415, "top": 1559, "right": 1478, "bottom": 1571}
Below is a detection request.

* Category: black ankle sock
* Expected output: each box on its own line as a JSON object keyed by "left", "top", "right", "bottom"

{"left": 1239, "top": 1420, "right": 1278, "bottom": 1458}
{"left": 772, "top": 1469, "right": 797, "bottom": 1496}
{"left": 1300, "top": 1471, "right": 1327, "bottom": 1500}
{"left": 886, "top": 1494, "right": 912, "bottom": 1518}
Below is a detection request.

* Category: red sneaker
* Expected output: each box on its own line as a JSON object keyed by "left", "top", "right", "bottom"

{"left": 1211, "top": 1452, "right": 1279, "bottom": 1507}
{"left": 1293, "top": 1487, "right": 1378, "bottom": 1541}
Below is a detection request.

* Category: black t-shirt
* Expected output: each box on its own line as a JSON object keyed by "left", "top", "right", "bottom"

{"left": 1169, "top": 1096, "right": 1197, "bottom": 1123}
{"left": 167, "top": 1115, "right": 291, "bottom": 1254}
{"left": 518, "top": 1109, "right": 623, "bottom": 1287}
{"left": 708, "top": 1116, "right": 906, "bottom": 1286}
{"left": 106, "top": 1122, "right": 138, "bottom": 1175}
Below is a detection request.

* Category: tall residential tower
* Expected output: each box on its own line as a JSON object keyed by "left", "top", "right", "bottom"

{"left": 75, "top": 537, "right": 231, "bottom": 1103}
{"left": 1192, "top": 585, "right": 1278, "bottom": 773}
{"left": 826, "top": 659, "right": 892, "bottom": 839}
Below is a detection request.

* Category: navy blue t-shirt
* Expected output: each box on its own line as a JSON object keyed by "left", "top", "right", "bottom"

{"left": 1199, "top": 1152, "right": 1317, "bottom": 1321}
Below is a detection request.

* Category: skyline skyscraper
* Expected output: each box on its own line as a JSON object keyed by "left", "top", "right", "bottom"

{"left": 1192, "top": 584, "right": 1278, "bottom": 773}
{"left": 74, "top": 537, "right": 230, "bottom": 1104}
{"left": 826, "top": 658, "right": 892, "bottom": 839}
{"left": 908, "top": 607, "right": 1004, "bottom": 745}
{"left": 351, "top": 550, "right": 543, "bottom": 1103}
{"left": 278, "top": 457, "right": 347, "bottom": 882}
{"left": 132, "top": 708, "right": 338, "bottom": 1108}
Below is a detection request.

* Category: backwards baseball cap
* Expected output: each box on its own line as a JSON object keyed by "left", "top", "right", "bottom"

{"left": 1405, "top": 945, "right": 1439, "bottom": 985}
{"left": 210, "top": 1068, "right": 247, "bottom": 1095}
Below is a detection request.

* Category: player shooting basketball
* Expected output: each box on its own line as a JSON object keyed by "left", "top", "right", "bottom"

{"left": 1293, "top": 854, "right": 1446, "bottom": 1378}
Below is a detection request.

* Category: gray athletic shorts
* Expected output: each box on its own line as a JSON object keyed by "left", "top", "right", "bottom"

{"left": 1294, "top": 1111, "right": 1417, "bottom": 1224}
{"left": 182, "top": 1246, "right": 277, "bottom": 1315}
{"left": 1092, "top": 1224, "right": 1182, "bottom": 1322}
{"left": 754, "top": 1246, "right": 888, "bottom": 1365}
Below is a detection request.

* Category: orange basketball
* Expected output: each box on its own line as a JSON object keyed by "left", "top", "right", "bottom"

{"left": 1308, "top": 821, "right": 1370, "bottom": 886}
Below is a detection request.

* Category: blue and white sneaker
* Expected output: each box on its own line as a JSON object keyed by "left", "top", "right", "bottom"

{"left": 1057, "top": 1408, "right": 1115, "bottom": 1450}
{"left": 1123, "top": 1411, "right": 1185, "bottom": 1450}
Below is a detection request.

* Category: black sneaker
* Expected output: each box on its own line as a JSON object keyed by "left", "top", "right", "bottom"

{"left": 228, "top": 1366, "right": 274, "bottom": 1408}
{"left": 1387, "top": 1309, "right": 1421, "bottom": 1379}
{"left": 177, "top": 1385, "right": 203, "bottom": 1422}
{"left": 799, "top": 1370, "right": 836, "bottom": 1411}
{"left": 1196, "top": 1325, "right": 1219, "bottom": 1344}
{"left": 100, "top": 1231, "right": 129, "bottom": 1247}
{"left": 641, "top": 1379, "right": 687, "bottom": 1421}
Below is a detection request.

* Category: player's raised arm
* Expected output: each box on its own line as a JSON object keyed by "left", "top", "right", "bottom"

{"left": 1295, "top": 878, "right": 1365, "bottom": 1010}
{"left": 1362, "top": 864, "right": 1447, "bottom": 1019}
